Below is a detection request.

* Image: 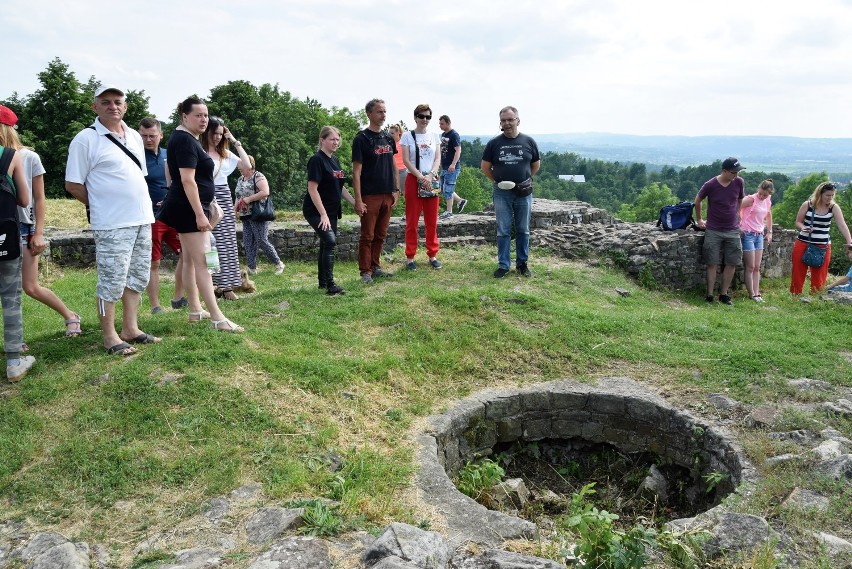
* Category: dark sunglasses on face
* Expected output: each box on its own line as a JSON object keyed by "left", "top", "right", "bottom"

{"left": 415, "top": 114, "right": 432, "bottom": 120}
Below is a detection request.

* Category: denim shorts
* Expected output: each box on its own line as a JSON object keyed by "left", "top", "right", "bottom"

{"left": 19, "top": 224, "right": 34, "bottom": 248}
{"left": 441, "top": 166, "right": 461, "bottom": 200}
{"left": 741, "top": 231, "right": 764, "bottom": 252}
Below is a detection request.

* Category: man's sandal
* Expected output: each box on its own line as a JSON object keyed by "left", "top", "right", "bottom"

{"left": 65, "top": 312, "right": 82, "bottom": 337}
{"left": 123, "top": 333, "right": 161, "bottom": 344}
{"left": 188, "top": 311, "right": 211, "bottom": 322}
{"left": 106, "top": 342, "right": 138, "bottom": 356}
{"left": 211, "top": 318, "right": 244, "bottom": 333}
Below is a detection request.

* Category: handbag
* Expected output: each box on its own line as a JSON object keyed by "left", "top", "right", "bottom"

{"left": 412, "top": 132, "right": 439, "bottom": 198}
{"left": 802, "top": 243, "right": 826, "bottom": 268}
{"left": 247, "top": 172, "right": 276, "bottom": 222}
{"left": 251, "top": 197, "right": 276, "bottom": 222}
{"left": 801, "top": 205, "right": 826, "bottom": 268}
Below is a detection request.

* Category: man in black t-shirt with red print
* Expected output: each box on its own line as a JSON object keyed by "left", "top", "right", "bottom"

{"left": 352, "top": 99, "right": 399, "bottom": 284}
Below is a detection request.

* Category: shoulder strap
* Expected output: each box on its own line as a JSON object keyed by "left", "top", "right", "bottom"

{"left": 87, "top": 126, "right": 142, "bottom": 170}
{"left": 412, "top": 132, "right": 421, "bottom": 171}
{"left": 0, "top": 146, "right": 14, "bottom": 178}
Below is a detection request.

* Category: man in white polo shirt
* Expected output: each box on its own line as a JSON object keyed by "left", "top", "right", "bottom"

{"left": 65, "top": 85, "right": 159, "bottom": 356}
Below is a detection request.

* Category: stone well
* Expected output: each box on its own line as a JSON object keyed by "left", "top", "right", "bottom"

{"left": 416, "top": 377, "right": 757, "bottom": 549}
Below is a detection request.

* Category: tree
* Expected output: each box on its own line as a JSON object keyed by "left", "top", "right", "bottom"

{"left": 772, "top": 172, "right": 827, "bottom": 228}
{"left": 2, "top": 58, "right": 151, "bottom": 198}
{"left": 617, "top": 182, "right": 677, "bottom": 222}
{"left": 454, "top": 168, "right": 490, "bottom": 212}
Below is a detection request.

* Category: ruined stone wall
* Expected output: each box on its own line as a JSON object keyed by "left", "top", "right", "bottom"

{"left": 45, "top": 199, "right": 795, "bottom": 291}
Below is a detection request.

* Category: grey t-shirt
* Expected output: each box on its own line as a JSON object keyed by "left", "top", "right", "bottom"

{"left": 482, "top": 133, "right": 540, "bottom": 184}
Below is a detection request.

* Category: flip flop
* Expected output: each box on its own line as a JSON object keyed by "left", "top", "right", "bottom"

{"left": 106, "top": 342, "right": 138, "bottom": 356}
{"left": 123, "top": 333, "right": 161, "bottom": 344}
{"left": 65, "top": 312, "right": 82, "bottom": 337}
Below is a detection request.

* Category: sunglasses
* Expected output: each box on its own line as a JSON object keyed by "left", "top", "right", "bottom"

{"left": 823, "top": 183, "right": 836, "bottom": 190}
{"left": 415, "top": 113, "right": 432, "bottom": 120}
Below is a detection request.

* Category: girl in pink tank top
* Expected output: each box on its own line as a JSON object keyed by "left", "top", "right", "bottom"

{"left": 739, "top": 179, "right": 774, "bottom": 301}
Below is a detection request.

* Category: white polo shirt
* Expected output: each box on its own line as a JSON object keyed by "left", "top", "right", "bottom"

{"left": 65, "top": 118, "right": 155, "bottom": 230}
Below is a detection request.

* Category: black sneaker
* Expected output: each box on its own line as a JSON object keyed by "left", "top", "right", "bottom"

{"left": 429, "top": 259, "right": 442, "bottom": 269}
{"left": 517, "top": 263, "right": 531, "bottom": 277}
{"left": 327, "top": 283, "right": 345, "bottom": 296}
{"left": 406, "top": 260, "right": 417, "bottom": 271}
{"left": 372, "top": 266, "right": 393, "bottom": 278}
{"left": 457, "top": 198, "right": 468, "bottom": 213}
{"left": 494, "top": 267, "right": 510, "bottom": 278}
{"left": 170, "top": 296, "right": 188, "bottom": 309}
{"left": 705, "top": 295, "right": 715, "bottom": 303}
{"left": 719, "top": 294, "right": 733, "bottom": 305}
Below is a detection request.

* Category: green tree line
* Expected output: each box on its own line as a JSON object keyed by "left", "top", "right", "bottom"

{"left": 5, "top": 58, "right": 850, "bottom": 272}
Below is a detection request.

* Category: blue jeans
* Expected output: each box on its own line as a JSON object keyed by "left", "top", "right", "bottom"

{"left": 493, "top": 189, "right": 532, "bottom": 269}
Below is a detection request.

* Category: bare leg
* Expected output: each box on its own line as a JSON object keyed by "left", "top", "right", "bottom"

{"left": 172, "top": 255, "right": 185, "bottom": 302}
{"left": 180, "top": 232, "right": 228, "bottom": 322}
{"left": 752, "top": 249, "right": 764, "bottom": 296}
{"left": 22, "top": 251, "right": 76, "bottom": 328}
{"left": 97, "top": 297, "right": 122, "bottom": 350}
{"left": 742, "top": 251, "right": 756, "bottom": 297}
{"left": 148, "top": 259, "right": 162, "bottom": 308}
{"left": 705, "top": 264, "right": 718, "bottom": 296}
{"left": 119, "top": 288, "right": 147, "bottom": 340}
{"left": 720, "top": 264, "right": 737, "bottom": 296}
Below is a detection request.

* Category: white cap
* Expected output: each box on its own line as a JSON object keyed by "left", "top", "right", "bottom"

{"left": 94, "top": 85, "right": 125, "bottom": 98}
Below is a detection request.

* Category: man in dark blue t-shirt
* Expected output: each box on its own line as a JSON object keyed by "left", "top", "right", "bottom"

{"left": 139, "top": 117, "right": 185, "bottom": 313}
{"left": 481, "top": 106, "right": 540, "bottom": 278}
{"left": 438, "top": 115, "right": 467, "bottom": 219}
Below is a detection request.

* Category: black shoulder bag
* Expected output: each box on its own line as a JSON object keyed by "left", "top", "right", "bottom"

{"left": 249, "top": 172, "right": 276, "bottom": 222}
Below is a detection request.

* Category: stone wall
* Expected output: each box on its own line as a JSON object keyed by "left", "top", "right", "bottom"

{"left": 45, "top": 199, "right": 794, "bottom": 291}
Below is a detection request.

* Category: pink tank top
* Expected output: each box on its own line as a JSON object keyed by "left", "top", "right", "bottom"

{"left": 740, "top": 193, "right": 771, "bottom": 233}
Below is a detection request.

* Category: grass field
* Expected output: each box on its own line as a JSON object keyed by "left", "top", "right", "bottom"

{"left": 3, "top": 207, "right": 851, "bottom": 567}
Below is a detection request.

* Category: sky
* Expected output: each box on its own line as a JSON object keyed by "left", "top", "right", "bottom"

{"left": 6, "top": 0, "right": 852, "bottom": 139}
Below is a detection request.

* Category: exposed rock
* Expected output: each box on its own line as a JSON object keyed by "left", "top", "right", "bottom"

{"left": 813, "top": 532, "right": 852, "bottom": 556}
{"left": 248, "top": 536, "right": 330, "bottom": 569}
{"left": 93, "top": 544, "right": 111, "bottom": 569}
{"left": 134, "top": 534, "right": 166, "bottom": 555}
{"left": 703, "top": 513, "right": 777, "bottom": 559}
{"left": 530, "top": 489, "right": 562, "bottom": 506}
{"left": 815, "top": 454, "right": 852, "bottom": 480}
{"left": 780, "top": 488, "right": 830, "bottom": 512}
{"left": 372, "top": 556, "right": 422, "bottom": 568}
{"left": 707, "top": 393, "right": 739, "bottom": 411}
{"left": 764, "top": 453, "right": 803, "bottom": 467}
{"left": 229, "top": 482, "right": 263, "bottom": 501}
{"left": 821, "top": 428, "right": 852, "bottom": 446}
{"left": 482, "top": 479, "right": 530, "bottom": 511}
{"left": 745, "top": 406, "right": 777, "bottom": 428}
{"left": 787, "top": 378, "right": 833, "bottom": 391}
{"left": 823, "top": 399, "right": 852, "bottom": 417}
{"left": 639, "top": 464, "right": 669, "bottom": 504}
{"left": 245, "top": 507, "right": 304, "bottom": 545}
{"left": 614, "top": 288, "right": 630, "bottom": 297}
{"left": 202, "top": 498, "right": 230, "bottom": 522}
{"left": 30, "top": 542, "right": 90, "bottom": 569}
{"left": 362, "top": 523, "right": 448, "bottom": 569}
{"left": 15, "top": 532, "right": 68, "bottom": 561}
{"left": 768, "top": 430, "right": 820, "bottom": 445}
{"left": 454, "top": 549, "right": 565, "bottom": 568}
{"left": 812, "top": 440, "right": 844, "bottom": 461}
{"left": 158, "top": 547, "right": 223, "bottom": 569}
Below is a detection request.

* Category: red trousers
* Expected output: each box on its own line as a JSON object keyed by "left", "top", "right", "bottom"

{"left": 404, "top": 174, "right": 440, "bottom": 259}
{"left": 789, "top": 239, "right": 831, "bottom": 294}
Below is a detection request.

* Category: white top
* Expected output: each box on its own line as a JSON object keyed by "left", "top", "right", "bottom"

{"left": 211, "top": 151, "right": 240, "bottom": 186}
{"left": 17, "top": 148, "right": 46, "bottom": 225}
{"left": 400, "top": 131, "right": 440, "bottom": 173}
{"left": 66, "top": 118, "right": 153, "bottom": 230}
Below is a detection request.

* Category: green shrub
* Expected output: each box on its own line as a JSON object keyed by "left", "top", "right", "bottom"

{"left": 455, "top": 459, "right": 504, "bottom": 500}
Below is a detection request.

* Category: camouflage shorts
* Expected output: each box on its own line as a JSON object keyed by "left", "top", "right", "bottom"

{"left": 92, "top": 225, "right": 152, "bottom": 302}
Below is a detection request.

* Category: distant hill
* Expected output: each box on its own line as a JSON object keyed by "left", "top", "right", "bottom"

{"left": 464, "top": 133, "right": 852, "bottom": 176}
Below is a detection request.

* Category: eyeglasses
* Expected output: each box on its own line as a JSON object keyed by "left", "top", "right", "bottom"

{"left": 500, "top": 118, "right": 518, "bottom": 123}
{"left": 140, "top": 134, "right": 160, "bottom": 139}
{"left": 415, "top": 114, "right": 432, "bottom": 120}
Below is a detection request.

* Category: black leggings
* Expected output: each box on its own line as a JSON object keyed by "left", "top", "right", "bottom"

{"left": 305, "top": 214, "right": 338, "bottom": 287}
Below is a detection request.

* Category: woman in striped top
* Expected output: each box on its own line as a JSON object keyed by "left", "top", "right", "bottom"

{"left": 789, "top": 181, "right": 852, "bottom": 295}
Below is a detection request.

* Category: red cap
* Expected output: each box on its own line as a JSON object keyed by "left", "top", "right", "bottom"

{"left": 0, "top": 105, "right": 18, "bottom": 127}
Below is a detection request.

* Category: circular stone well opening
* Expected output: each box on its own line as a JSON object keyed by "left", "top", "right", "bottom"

{"left": 417, "top": 377, "right": 757, "bottom": 547}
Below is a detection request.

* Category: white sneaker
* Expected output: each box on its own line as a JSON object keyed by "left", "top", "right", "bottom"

{"left": 7, "top": 355, "right": 35, "bottom": 383}
{"left": 247, "top": 267, "right": 258, "bottom": 275}
{"left": 274, "top": 263, "right": 285, "bottom": 275}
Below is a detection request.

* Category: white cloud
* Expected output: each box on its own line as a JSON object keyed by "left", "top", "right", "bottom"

{"left": 5, "top": 0, "right": 852, "bottom": 138}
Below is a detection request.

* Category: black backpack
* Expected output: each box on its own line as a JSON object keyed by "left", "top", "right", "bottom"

{"left": 656, "top": 201, "right": 697, "bottom": 231}
{"left": 0, "top": 146, "right": 21, "bottom": 261}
